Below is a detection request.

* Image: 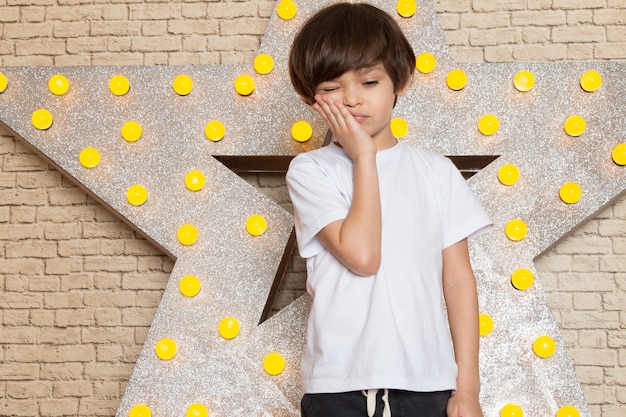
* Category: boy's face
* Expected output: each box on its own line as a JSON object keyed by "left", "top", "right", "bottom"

{"left": 314, "top": 64, "right": 408, "bottom": 147}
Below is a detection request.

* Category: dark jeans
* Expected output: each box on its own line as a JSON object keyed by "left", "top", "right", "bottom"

{"left": 301, "top": 389, "right": 452, "bottom": 417}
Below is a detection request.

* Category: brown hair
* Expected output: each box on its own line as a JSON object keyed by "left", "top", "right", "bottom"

{"left": 289, "top": 3, "right": 415, "bottom": 105}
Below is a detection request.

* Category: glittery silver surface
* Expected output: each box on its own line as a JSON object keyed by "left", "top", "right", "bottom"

{"left": 0, "top": 1, "right": 624, "bottom": 416}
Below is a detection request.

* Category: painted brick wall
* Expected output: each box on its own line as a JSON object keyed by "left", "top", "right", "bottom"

{"left": 0, "top": 1, "right": 624, "bottom": 416}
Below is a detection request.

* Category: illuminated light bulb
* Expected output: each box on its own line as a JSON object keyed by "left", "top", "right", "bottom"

{"left": 277, "top": 0, "right": 297, "bottom": 20}
{"left": 79, "top": 147, "right": 101, "bottom": 168}
{"left": 185, "top": 170, "right": 206, "bottom": 191}
{"left": 205, "top": 120, "right": 226, "bottom": 142}
{"left": 500, "top": 403, "right": 523, "bottom": 417}
{"left": 0, "top": 73, "right": 7, "bottom": 93}
{"left": 513, "top": 70, "right": 535, "bottom": 92}
{"left": 48, "top": 74, "right": 70, "bottom": 96}
{"left": 396, "top": 0, "right": 417, "bottom": 18}
{"left": 263, "top": 352, "right": 286, "bottom": 376}
{"left": 128, "top": 404, "right": 151, "bottom": 417}
{"left": 234, "top": 74, "right": 255, "bottom": 96}
{"left": 177, "top": 224, "right": 199, "bottom": 246}
{"left": 559, "top": 182, "right": 582, "bottom": 204}
{"left": 155, "top": 337, "right": 177, "bottom": 360}
{"left": 580, "top": 70, "right": 602, "bottom": 92}
{"left": 479, "top": 313, "right": 493, "bottom": 336}
{"left": 533, "top": 335, "right": 556, "bottom": 358}
{"left": 121, "top": 121, "right": 143, "bottom": 142}
{"left": 497, "top": 164, "right": 519, "bottom": 186}
{"left": 478, "top": 114, "right": 499, "bottom": 136}
{"left": 564, "top": 115, "right": 586, "bottom": 137}
{"left": 511, "top": 268, "right": 534, "bottom": 290}
{"left": 126, "top": 184, "right": 148, "bottom": 206}
{"left": 415, "top": 52, "right": 436, "bottom": 74}
{"left": 179, "top": 275, "right": 201, "bottom": 297}
{"left": 218, "top": 317, "right": 240, "bottom": 340}
{"left": 446, "top": 69, "right": 467, "bottom": 91}
{"left": 31, "top": 108, "right": 53, "bottom": 130}
{"left": 611, "top": 143, "right": 626, "bottom": 166}
{"left": 254, "top": 53, "right": 275, "bottom": 75}
{"left": 173, "top": 74, "right": 193, "bottom": 96}
{"left": 556, "top": 405, "right": 580, "bottom": 417}
{"left": 291, "top": 120, "right": 313, "bottom": 143}
{"left": 109, "top": 74, "right": 130, "bottom": 96}
{"left": 505, "top": 219, "right": 527, "bottom": 241}
{"left": 186, "top": 403, "right": 209, "bottom": 417}
{"left": 390, "top": 117, "right": 409, "bottom": 139}
{"left": 246, "top": 214, "right": 267, "bottom": 236}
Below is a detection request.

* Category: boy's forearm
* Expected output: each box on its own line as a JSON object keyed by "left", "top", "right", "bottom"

{"left": 446, "top": 279, "right": 481, "bottom": 395}
{"left": 442, "top": 240, "right": 482, "bottom": 396}
{"left": 319, "top": 152, "right": 382, "bottom": 275}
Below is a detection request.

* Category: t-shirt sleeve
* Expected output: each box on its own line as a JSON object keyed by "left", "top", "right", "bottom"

{"left": 286, "top": 153, "right": 350, "bottom": 258}
{"left": 440, "top": 158, "right": 493, "bottom": 249}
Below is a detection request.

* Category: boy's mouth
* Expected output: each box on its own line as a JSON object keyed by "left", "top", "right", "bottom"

{"left": 350, "top": 112, "right": 367, "bottom": 122}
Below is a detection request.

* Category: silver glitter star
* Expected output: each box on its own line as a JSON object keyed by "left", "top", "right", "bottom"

{"left": 1, "top": 1, "right": 624, "bottom": 416}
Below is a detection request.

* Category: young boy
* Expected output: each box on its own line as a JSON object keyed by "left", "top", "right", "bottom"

{"left": 286, "top": 3, "right": 492, "bottom": 417}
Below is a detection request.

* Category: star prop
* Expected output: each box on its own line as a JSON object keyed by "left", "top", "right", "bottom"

{"left": 0, "top": 0, "right": 624, "bottom": 416}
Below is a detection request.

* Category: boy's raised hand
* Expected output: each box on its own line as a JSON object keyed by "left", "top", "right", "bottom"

{"left": 313, "top": 94, "right": 376, "bottom": 160}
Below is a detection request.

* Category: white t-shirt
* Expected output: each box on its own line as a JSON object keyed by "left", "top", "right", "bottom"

{"left": 286, "top": 141, "right": 492, "bottom": 394}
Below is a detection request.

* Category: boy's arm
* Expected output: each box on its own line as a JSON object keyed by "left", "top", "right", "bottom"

{"left": 313, "top": 95, "right": 382, "bottom": 276}
{"left": 442, "top": 238, "right": 484, "bottom": 417}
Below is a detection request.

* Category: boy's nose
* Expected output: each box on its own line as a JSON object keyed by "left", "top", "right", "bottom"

{"left": 342, "top": 88, "right": 360, "bottom": 107}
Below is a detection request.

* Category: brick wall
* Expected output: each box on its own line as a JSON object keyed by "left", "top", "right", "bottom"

{"left": 0, "top": 1, "right": 624, "bottom": 416}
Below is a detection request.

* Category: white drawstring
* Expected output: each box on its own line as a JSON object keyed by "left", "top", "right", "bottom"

{"left": 361, "top": 389, "right": 391, "bottom": 417}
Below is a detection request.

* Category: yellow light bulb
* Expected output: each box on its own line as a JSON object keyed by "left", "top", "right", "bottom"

{"left": 500, "top": 403, "right": 523, "bottom": 417}
{"left": 205, "top": 120, "right": 226, "bottom": 142}
{"left": 497, "top": 164, "right": 519, "bottom": 186}
{"left": 177, "top": 224, "right": 199, "bottom": 246}
{"left": 396, "top": 0, "right": 417, "bottom": 18}
{"left": 218, "top": 317, "right": 240, "bottom": 340}
{"left": 612, "top": 143, "right": 626, "bottom": 166}
{"left": 263, "top": 352, "right": 286, "bottom": 376}
{"left": 179, "top": 275, "right": 201, "bottom": 297}
{"left": 185, "top": 170, "right": 206, "bottom": 191}
{"left": 155, "top": 337, "right": 177, "bottom": 360}
{"left": 0, "top": 73, "right": 7, "bottom": 93}
{"left": 79, "top": 147, "right": 101, "bottom": 169}
{"left": 173, "top": 74, "right": 193, "bottom": 96}
{"left": 186, "top": 403, "right": 209, "bottom": 417}
{"left": 48, "top": 74, "right": 70, "bottom": 96}
{"left": 126, "top": 184, "right": 148, "bottom": 206}
{"left": 505, "top": 219, "right": 527, "bottom": 241}
{"left": 580, "top": 70, "right": 602, "bottom": 92}
{"left": 31, "top": 108, "right": 53, "bottom": 130}
{"left": 291, "top": 120, "right": 313, "bottom": 143}
{"left": 254, "top": 53, "right": 275, "bottom": 75}
{"left": 415, "top": 52, "right": 436, "bottom": 74}
{"left": 533, "top": 335, "right": 556, "bottom": 358}
{"left": 277, "top": 0, "right": 297, "bottom": 20}
{"left": 246, "top": 214, "right": 267, "bottom": 236}
{"left": 559, "top": 182, "right": 582, "bottom": 204}
{"left": 109, "top": 74, "right": 130, "bottom": 96}
{"left": 556, "top": 405, "right": 580, "bottom": 417}
{"left": 121, "top": 121, "right": 142, "bottom": 142}
{"left": 513, "top": 70, "right": 535, "bottom": 92}
{"left": 564, "top": 115, "right": 586, "bottom": 137}
{"left": 446, "top": 69, "right": 467, "bottom": 91}
{"left": 511, "top": 268, "right": 534, "bottom": 290}
{"left": 479, "top": 313, "right": 493, "bottom": 336}
{"left": 234, "top": 74, "right": 255, "bottom": 96}
{"left": 390, "top": 117, "right": 409, "bottom": 139}
{"left": 478, "top": 114, "right": 499, "bottom": 136}
{"left": 129, "top": 404, "right": 151, "bottom": 417}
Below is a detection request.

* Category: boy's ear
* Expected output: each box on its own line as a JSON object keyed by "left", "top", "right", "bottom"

{"left": 396, "top": 72, "right": 414, "bottom": 97}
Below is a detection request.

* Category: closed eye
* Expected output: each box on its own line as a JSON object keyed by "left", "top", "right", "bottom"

{"left": 363, "top": 80, "right": 379, "bottom": 87}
